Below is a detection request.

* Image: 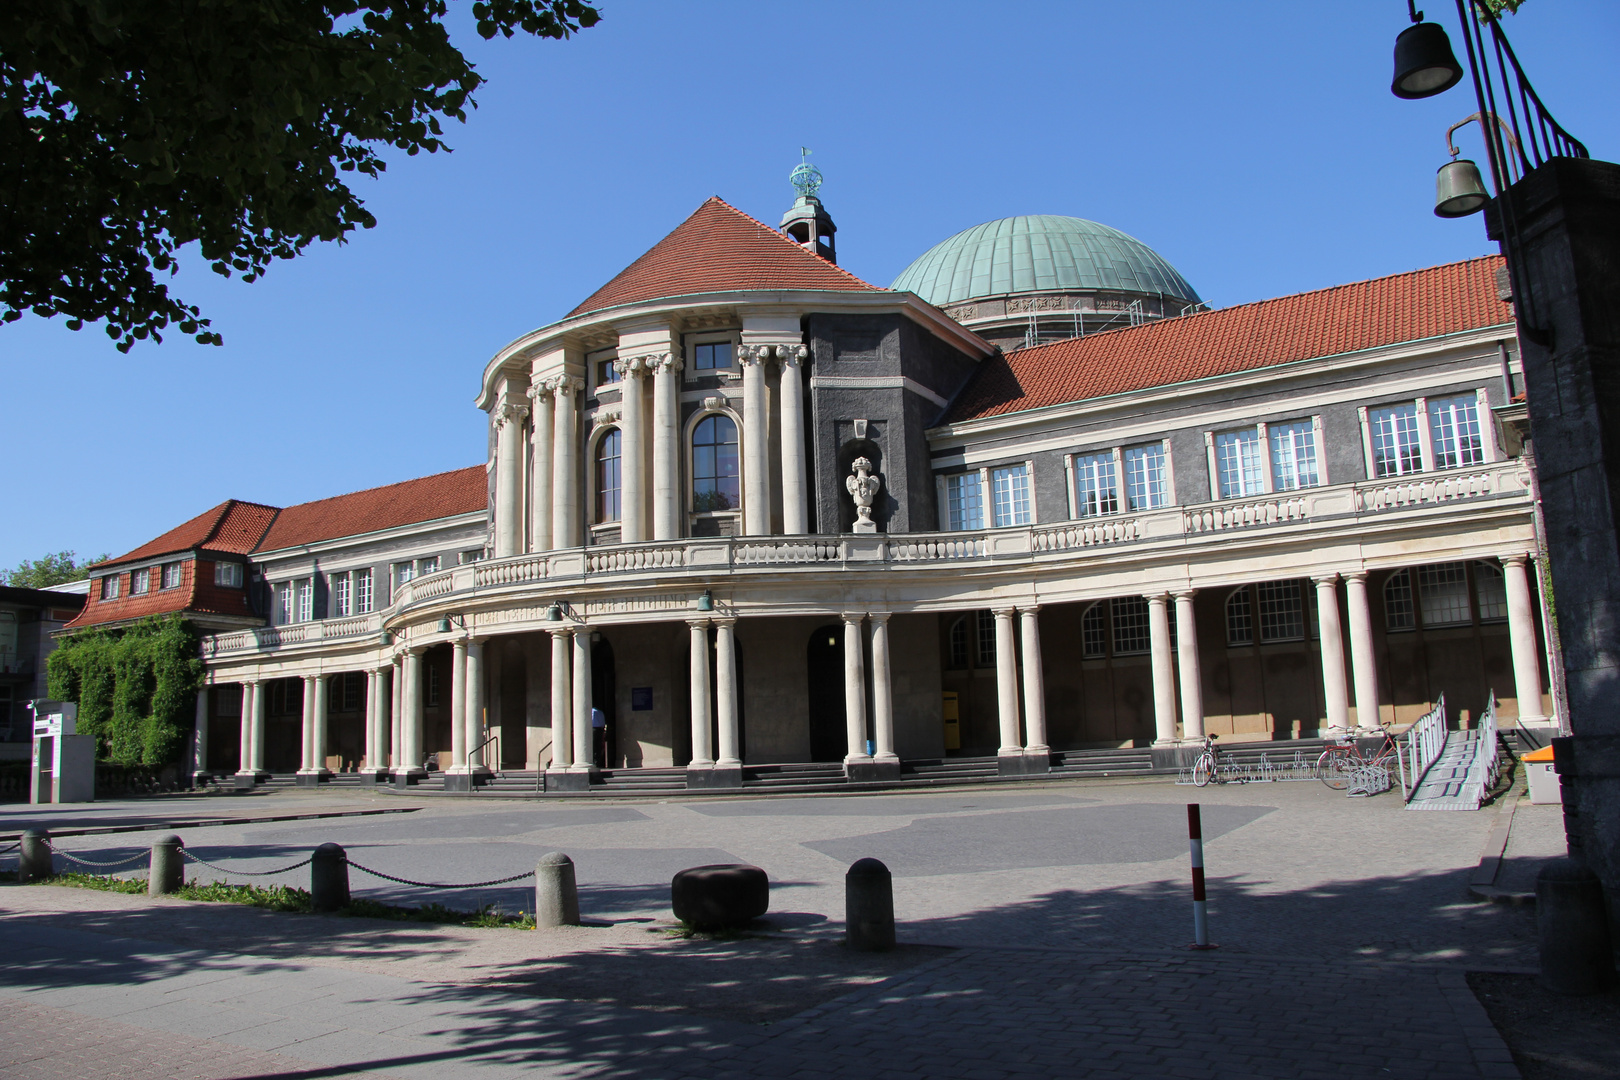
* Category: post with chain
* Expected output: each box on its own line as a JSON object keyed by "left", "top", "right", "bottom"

{"left": 18, "top": 829, "right": 51, "bottom": 883}
{"left": 311, "top": 843, "right": 350, "bottom": 912}
{"left": 534, "top": 852, "right": 580, "bottom": 927}
{"left": 148, "top": 834, "right": 184, "bottom": 896}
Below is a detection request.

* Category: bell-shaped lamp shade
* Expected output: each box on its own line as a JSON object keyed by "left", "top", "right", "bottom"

{"left": 696, "top": 590, "right": 714, "bottom": 612}
{"left": 1435, "top": 158, "right": 1490, "bottom": 217}
{"left": 1392, "top": 21, "right": 1464, "bottom": 99}
{"left": 436, "top": 616, "right": 453, "bottom": 634}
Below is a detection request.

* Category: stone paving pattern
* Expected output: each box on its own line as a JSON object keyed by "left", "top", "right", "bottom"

{"left": 0, "top": 777, "right": 1538, "bottom": 1078}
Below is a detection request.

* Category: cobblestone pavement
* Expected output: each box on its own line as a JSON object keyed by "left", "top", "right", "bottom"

{"left": 0, "top": 777, "right": 1536, "bottom": 1078}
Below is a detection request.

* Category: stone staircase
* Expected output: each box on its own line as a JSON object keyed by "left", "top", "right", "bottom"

{"left": 1050, "top": 746, "right": 1155, "bottom": 777}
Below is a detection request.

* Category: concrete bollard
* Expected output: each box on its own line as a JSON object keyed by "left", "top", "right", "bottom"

{"left": 535, "top": 852, "right": 580, "bottom": 927}
{"left": 310, "top": 842, "right": 350, "bottom": 912}
{"left": 1536, "top": 858, "right": 1615, "bottom": 995}
{"left": 148, "top": 834, "right": 185, "bottom": 897}
{"left": 18, "top": 829, "right": 52, "bottom": 883}
{"left": 845, "top": 857, "right": 896, "bottom": 952}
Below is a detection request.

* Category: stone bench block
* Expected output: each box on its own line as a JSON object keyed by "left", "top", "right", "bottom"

{"left": 671, "top": 863, "right": 769, "bottom": 929}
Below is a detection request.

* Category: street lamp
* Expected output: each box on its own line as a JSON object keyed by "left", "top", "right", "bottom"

{"left": 1433, "top": 114, "right": 1518, "bottom": 218}
{"left": 1390, "top": 5, "right": 1463, "bottom": 99}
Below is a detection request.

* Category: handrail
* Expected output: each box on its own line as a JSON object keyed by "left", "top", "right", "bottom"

{"left": 1458, "top": 692, "right": 1501, "bottom": 808}
{"left": 469, "top": 731, "right": 500, "bottom": 777}
{"left": 1398, "top": 694, "right": 1448, "bottom": 802}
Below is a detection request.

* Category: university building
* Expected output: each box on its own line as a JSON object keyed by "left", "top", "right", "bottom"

{"left": 66, "top": 176, "right": 1557, "bottom": 792}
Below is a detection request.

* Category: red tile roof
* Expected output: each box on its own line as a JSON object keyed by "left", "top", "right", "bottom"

{"left": 943, "top": 256, "right": 1513, "bottom": 423}
{"left": 568, "top": 197, "right": 881, "bottom": 317}
{"left": 254, "top": 465, "right": 487, "bottom": 552}
{"left": 64, "top": 556, "right": 256, "bottom": 631}
{"left": 102, "top": 500, "right": 278, "bottom": 567}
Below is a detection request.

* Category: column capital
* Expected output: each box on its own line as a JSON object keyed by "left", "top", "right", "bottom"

{"left": 1142, "top": 592, "right": 1169, "bottom": 605}
{"left": 615, "top": 354, "right": 655, "bottom": 379}
{"left": 547, "top": 374, "right": 585, "bottom": 397}
{"left": 302, "top": 673, "right": 318, "bottom": 684}
{"left": 1018, "top": 604, "right": 1042, "bottom": 616}
{"left": 711, "top": 616, "right": 737, "bottom": 629}
{"left": 1170, "top": 590, "right": 1196, "bottom": 602}
{"left": 739, "top": 344, "right": 773, "bottom": 366}
{"left": 777, "top": 343, "right": 809, "bottom": 368}
{"left": 493, "top": 400, "right": 530, "bottom": 429}
{"left": 1342, "top": 570, "right": 1369, "bottom": 584}
{"left": 1500, "top": 551, "right": 1532, "bottom": 568}
{"left": 868, "top": 611, "right": 891, "bottom": 626}
{"left": 651, "top": 352, "right": 684, "bottom": 376}
{"left": 685, "top": 617, "right": 711, "bottom": 630}
{"left": 547, "top": 625, "right": 573, "bottom": 640}
{"left": 840, "top": 611, "right": 866, "bottom": 626}
{"left": 991, "top": 606, "right": 1016, "bottom": 618}
{"left": 1311, "top": 572, "right": 1341, "bottom": 587}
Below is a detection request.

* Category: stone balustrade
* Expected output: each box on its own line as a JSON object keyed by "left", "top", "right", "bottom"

{"left": 200, "top": 612, "right": 384, "bottom": 659}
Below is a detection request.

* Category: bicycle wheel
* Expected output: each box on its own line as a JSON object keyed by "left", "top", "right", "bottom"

{"left": 1316, "top": 749, "right": 1352, "bottom": 790}
{"left": 1193, "top": 755, "right": 1213, "bottom": 787}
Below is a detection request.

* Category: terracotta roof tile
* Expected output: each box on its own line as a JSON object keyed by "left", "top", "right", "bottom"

{"left": 103, "top": 500, "right": 277, "bottom": 567}
{"left": 568, "top": 197, "right": 881, "bottom": 318}
{"left": 254, "top": 466, "right": 487, "bottom": 552}
{"left": 943, "top": 256, "right": 1512, "bottom": 423}
{"left": 64, "top": 556, "right": 255, "bottom": 631}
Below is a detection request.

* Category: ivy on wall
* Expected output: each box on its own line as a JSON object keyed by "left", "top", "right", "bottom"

{"left": 46, "top": 615, "right": 203, "bottom": 766}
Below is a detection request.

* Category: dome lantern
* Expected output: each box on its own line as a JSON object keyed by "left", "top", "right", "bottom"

{"left": 780, "top": 148, "right": 837, "bottom": 264}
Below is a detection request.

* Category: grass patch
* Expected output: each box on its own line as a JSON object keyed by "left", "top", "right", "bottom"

{"left": 20, "top": 872, "right": 535, "bottom": 928}
{"left": 660, "top": 921, "right": 758, "bottom": 941}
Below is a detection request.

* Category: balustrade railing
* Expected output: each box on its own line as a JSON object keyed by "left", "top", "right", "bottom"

{"left": 1184, "top": 495, "right": 1310, "bottom": 534}
{"left": 1031, "top": 518, "right": 1139, "bottom": 551}
{"left": 585, "top": 544, "right": 688, "bottom": 573}
{"left": 889, "top": 536, "right": 986, "bottom": 561}
{"left": 200, "top": 613, "right": 382, "bottom": 658}
{"left": 733, "top": 539, "right": 841, "bottom": 565}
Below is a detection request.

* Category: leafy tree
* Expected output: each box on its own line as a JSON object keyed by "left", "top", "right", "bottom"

{"left": 1, "top": 550, "right": 108, "bottom": 589}
{"left": 0, "top": 1, "right": 600, "bottom": 352}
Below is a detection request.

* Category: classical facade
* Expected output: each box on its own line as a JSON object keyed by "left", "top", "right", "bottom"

{"left": 70, "top": 180, "right": 1556, "bottom": 792}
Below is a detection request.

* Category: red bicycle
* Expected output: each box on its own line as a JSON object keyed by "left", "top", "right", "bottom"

{"left": 1315, "top": 727, "right": 1398, "bottom": 791}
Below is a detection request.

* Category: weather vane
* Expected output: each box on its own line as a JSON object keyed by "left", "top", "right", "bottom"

{"left": 790, "top": 147, "right": 823, "bottom": 199}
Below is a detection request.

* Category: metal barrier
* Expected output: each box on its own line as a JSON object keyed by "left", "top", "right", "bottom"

{"left": 1457, "top": 692, "right": 1503, "bottom": 809}
{"left": 1397, "top": 695, "right": 1448, "bottom": 802}
{"left": 1174, "top": 747, "right": 1321, "bottom": 785}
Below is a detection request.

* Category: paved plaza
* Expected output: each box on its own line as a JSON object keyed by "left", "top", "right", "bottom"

{"left": 0, "top": 776, "right": 1558, "bottom": 1079}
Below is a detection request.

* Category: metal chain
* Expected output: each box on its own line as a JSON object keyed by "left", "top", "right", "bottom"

{"left": 0, "top": 841, "right": 19, "bottom": 854}
{"left": 180, "top": 850, "right": 314, "bottom": 877}
{"left": 49, "top": 846, "right": 150, "bottom": 870}
{"left": 344, "top": 860, "right": 533, "bottom": 890}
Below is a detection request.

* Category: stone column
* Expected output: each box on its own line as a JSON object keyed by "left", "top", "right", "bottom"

{"left": 528, "top": 383, "right": 554, "bottom": 552}
{"left": 715, "top": 618, "right": 741, "bottom": 770}
{"left": 548, "top": 628, "right": 573, "bottom": 773}
{"left": 552, "top": 375, "right": 584, "bottom": 549}
{"left": 870, "top": 613, "right": 899, "bottom": 767}
{"left": 396, "top": 648, "right": 424, "bottom": 778}
{"left": 1173, "top": 592, "right": 1204, "bottom": 741}
{"left": 466, "top": 638, "right": 486, "bottom": 768}
{"left": 842, "top": 612, "right": 872, "bottom": 767}
{"left": 313, "top": 675, "right": 330, "bottom": 777}
{"left": 1344, "top": 572, "right": 1382, "bottom": 730}
{"left": 1502, "top": 554, "right": 1549, "bottom": 724}
{"left": 299, "top": 674, "right": 317, "bottom": 774}
{"left": 236, "top": 682, "right": 255, "bottom": 777}
{"left": 570, "top": 628, "right": 593, "bottom": 776}
{"left": 994, "top": 608, "right": 1021, "bottom": 758}
{"left": 652, "top": 354, "right": 683, "bottom": 540}
{"left": 362, "top": 669, "right": 376, "bottom": 771}
{"left": 250, "top": 678, "right": 266, "bottom": 774}
{"left": 377, "top": 665, "right": 393, "bottom": 772}
{"left": 1314, "top": 575, "right": 1351, "bottom": 733}
{"left": 390, "top": 656, "right": 403, "bottom": 769}
{"left": 1148, "top": 594, "right": 1178, "bottom": 745}
{"left": 617, "top": 356, "right": 647, "bottom": 543}
{"left": 192, "top": 689, "right": 208, "bottom": 779}
{"left": 450, "top": 637, "right": 468, "bottom": 769}
{"left": 741, "top": 346, "right": 772, "bottom": 535}
{"left": 687, "top": 619, "right": 713, "bottom": 768}
{"left": 1020, "top": 607, "right": 1050, "bottom": 760}
{"left": 778, "top": 345, "right": 809, "bottom": 534}
{"left": 493, "top": 389, "right": 530, "bottom": 558}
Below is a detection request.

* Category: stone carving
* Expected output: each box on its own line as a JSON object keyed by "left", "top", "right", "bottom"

{"left": 526, "top": 381, "right": 553, "bottom": 404}
{"left": 738, "top": 344, "right": 773, "bottom": 366}
{"left": 845, "top": 456, "right": 881, "bottom": 534}
{"left": 651, "top": 352, "right": 684, "bottom": 376}
{"left": 493, "top": 400, "right": 530, "bottom": 429}
{"left": 778, "top": 344, "right": 809, "bottom": 368}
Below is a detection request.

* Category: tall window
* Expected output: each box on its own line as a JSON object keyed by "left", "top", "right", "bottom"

{"left": 1111, "top": 597, "right": 1151, "bottom": 654}
{"left": 1269, "top": 421, "right": 1320, "bottom": 491}
{"left": 1123, "top": 444, "right": 1168, "bottom": 510}
{"left": 332, "top": 572, "right": 352, "bottom": 617}
{"left": 393, "top": 561, "right": 415, "bottom": 592}
{"left": 693, "top": 342, "right": 733, "bottom": 370}
{"left": 992, "top": 465, "right": 1032, "bottom": 527}
{"left": 976, "top": 610, "right": 996, "bottom": 665}
{"left": 161, "top": 562, "right": 183, "bottom": 589}
{"left": 596, "top": 428, "right": 622, "bottom": 522}
{"left": 1255, "top": 580, "right": 1305, "bottom": 641}
{"left": 1428, "top": 395, "right": 1484, "bottom": 470}
{"left": 691, "top": 415, "right": 739, "bottom": 512}
{"left": 341, "top": 672, "right": 363, "bottom": 712}
{"left": 1215, "top": 429, "right": 1266, "bottom": 498}
{"left": 1081, "top": 603, "right": 1108, "bottom": 658}
{"left": 354, "top": 568, "right": 374, "bottom": 614}
{"left": 1474, "top": 561, "right": 1508, "bottom": 622}
{"left": 946, "top": 473, "right": 985, "bottom": 531}
{"left": 1384, "top": 569, "right": 1415, "bottom": 630}
{"left": 1226, "top": 588, "right": 1254, "bottom": 646}
{"left": 130, "top": 568, "right": 151, "bottom": 595}
{"left": 947, "top": 617, "right": 969, "bottom": 670}
{"left": 1417, "top": 562, "right": 1471, "bottom": 626}
{"left": 427, "top": 664, "right": 440, "bottom": 707}
{"left": 1074, "top": 452, "right": 1119, "bottom": 517}
{"left": 277, "top": 579, "right": 312, "bottom": 624}
{"left": 1370, "top": 404, "right": 1423, "bottom": 477}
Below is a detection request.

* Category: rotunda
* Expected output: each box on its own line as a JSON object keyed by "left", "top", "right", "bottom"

{"left": 891, "top": 215, "right": 1202, "bottom": 351}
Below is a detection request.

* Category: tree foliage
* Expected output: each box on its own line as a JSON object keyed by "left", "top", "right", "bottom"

{"left": 46, "top": 614, "right": 204, "bottom": 765}
{"left": 1, "top": 549, "right": 108, "bottom": 588}
{"left": 0, "top": 1, "right": 600, "bottom": 352}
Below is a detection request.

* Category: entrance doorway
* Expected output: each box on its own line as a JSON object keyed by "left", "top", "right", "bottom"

{"left": 592, "top": 635, "right": 616, "bottom": 768}
{"left": 806, "top": 624, "right": 846, "bottom": 762}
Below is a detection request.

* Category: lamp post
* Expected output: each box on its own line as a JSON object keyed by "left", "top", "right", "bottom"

{"left": 1389, "top": 0, "right": 1620, "bottom": 941}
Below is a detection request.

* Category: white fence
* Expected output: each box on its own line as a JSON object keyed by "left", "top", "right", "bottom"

{"left": 1396, "top": 694, "right": 1448, "bottom": 802}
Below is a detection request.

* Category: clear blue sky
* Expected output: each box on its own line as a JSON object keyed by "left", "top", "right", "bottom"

{"left": 3, "top": 0, "right": 1616, "bottom": 571}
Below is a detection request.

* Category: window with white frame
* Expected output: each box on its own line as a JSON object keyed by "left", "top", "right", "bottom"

{"left": 1081, "top": 603, "right": 1108, "bottom": 658}
{"left": 354, "top": 568, "right": 374, "bottom": 614}
{"left": 1123, "top": 444, "right": 1168, "bottom": 510}
{"left": 596, "top": 428, "right": 622, "bottom": 523}
{"left": 130, "top": 568, "right": 151, "bottom": 595}
{"left": 1384, "top": 570, "right": 1416, "bottom": 630}
{"left": 947, "top": 617, "right": 969, "bottom": 670}
{"left": 340, "top": 672, "right": 363, "bottom": 712}
{"left": 1111, "top": 596, "right": 1151, "bottom": 654}
{"left": 1269, "top": 421, "right": 1321, "bottom": 490}
{"left": 160, "top": 562, "right": 183, "bottom": 590}
{"left": 597, "top": 358, "right": 621, "bottom": 386}
{"left": 976, "top": 610, "right": 996, "bottom": 666}
{"left": 393, "top": 561, "right": 415, "bottom": 593}
{"left": 991, "top": 465, "right": 1032, "bottom": 527}
{"left": 214, "top": 562, "right": 243, "bottom": 588}
{"left": 1214, "top": 429, "right": 1267, "bottom": 498}
{"left": 1369, "top": 403, "right": 1423, "bottom": 477}
{"left": 1474, "top": 561, "right": 1508, "bottom": 622}
{"left": 417, "top": 556, "right": 439, "bottom": 576}
{"left": 692, "top": 415, "right": 740, "bottom": 512}
{"left": 1255, "top": 580, "right": 1305, "bottom": 641}
{"left": 945, "top": 473, "right": 985, "bottom": 531}
{"left": 1073, "top": 452, "right": 1119, "bottom": 517}
{"left": 295, "top": 579, "right": 312, "bottom": 623}
{"left": 100, "top": 574, "right": 121, "bottom": 600}
{"left": 1417, "top": 562, "right": 1471, "bottom": 626}
{"left": 276, "top": 579, "right": 312, "bottom": 624}
{"left": 1428, "top": 394, "right": 1485, "bottom": 470}
{"left": 332, "top": 572, "right": 352, "bottom": 618}
{"left": 1226, "top": 588, "right": 1254, "bottom": 646}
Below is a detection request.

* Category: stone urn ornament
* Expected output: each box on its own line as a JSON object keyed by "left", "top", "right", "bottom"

{"left": 846, "top": 456, "right": 881, "bottom": 533}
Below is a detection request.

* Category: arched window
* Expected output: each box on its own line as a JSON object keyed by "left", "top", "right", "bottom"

{"left": 1474, "top": 561, "right": 1508, "bottom": 623}
{"left": 1226, "top": 588, "right": 1253, "bottom": 646}
{"left": 1384, "top": 569, "right": 1415, "bottom": 631}
{"left": 976, "top": 610, "right": 997, "bottom": 666}
{"left": 1081, "top": 603, "right": 1107, "bottom": 658}
{"left": 596, "top": 429, "right": 621, "bottom": 523}
{"left": 947, "top": 617, "right": 969, "bottom": 670}
{"left": 692, "top": 415, "right": 740, "bottom": 512}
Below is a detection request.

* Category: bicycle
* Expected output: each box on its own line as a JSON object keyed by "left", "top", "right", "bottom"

{"left": 1315, "top": 726, "right": 1398, "bottom": 791}
{"left": 1191, "top": 734, "right": 1222, "bottom": 787}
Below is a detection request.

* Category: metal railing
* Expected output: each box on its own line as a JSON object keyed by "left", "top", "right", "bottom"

{"left": 1457, "top": 691, "right": 1502, "bottom": 808}
{"left": 1397, "top": 694, "right": 1448, "bottom": 802}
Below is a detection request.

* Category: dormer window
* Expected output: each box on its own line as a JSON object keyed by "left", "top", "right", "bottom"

{"left": 130, "top": 568, "right": 150, "bottom": 595}
{"left": 100, "top": 575, "right": 122, "bottom": 601}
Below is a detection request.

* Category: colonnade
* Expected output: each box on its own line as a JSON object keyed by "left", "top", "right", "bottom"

{"left": 490, "top": 342, "right": 812, "bottom": 558}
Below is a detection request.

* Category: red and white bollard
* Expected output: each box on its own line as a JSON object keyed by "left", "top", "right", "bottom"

{"left": 1188, "top": 803, "right": 1216, "bottom": 950}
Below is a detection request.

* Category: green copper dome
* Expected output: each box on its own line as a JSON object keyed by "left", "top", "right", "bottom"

{"left": 891, "top": 215, "right": 1200, "bottom": 308}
